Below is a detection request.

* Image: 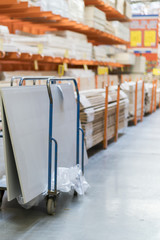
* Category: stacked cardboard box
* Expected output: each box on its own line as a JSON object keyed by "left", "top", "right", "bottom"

{"left": 121, "top": 81, "right": 144, "bottom": 119}
{"left": 80, "top": 88, "right": 128, "bottom": 149}
{"left": 145, "top": 83, "right": 156, "bottom": 114}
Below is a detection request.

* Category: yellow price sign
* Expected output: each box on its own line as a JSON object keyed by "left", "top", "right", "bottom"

{"left": 98, "top": 66, "right": 108, "bottom": 75}
{"left": 34, "top": 60, "right": 39, "bottom": 71}
{"left": 153, "top": 68, "right": 160, "bottom": 76}
{"left": 130, "top": 31, "right": 142, "bottom": 47}
{"left": 58, "top": 64, "right": 64, "bottom": 77}
{"left": 83, "top": 64, "right": 88, "bottom": 71}
{"left": 144, "top": 30, "right": 156, "bottom": 47}
{"left": 37, "top": 43, "right": 43, "bottom": 55}
{"left": 63, "top": 62, "right": 68, "bottom": 71}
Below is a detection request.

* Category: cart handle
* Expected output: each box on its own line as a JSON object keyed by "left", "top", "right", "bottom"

{"left": 19, "top": 76, "right": 53, "bottom": 86}
{"left": 46, "top": 77, "right": 80, "bottom": 165}
{"left": 11, "top": 76, "right": 22, "bottom": 86}
{"left": 79, "top": 127, "right": 84, "bottom": 175}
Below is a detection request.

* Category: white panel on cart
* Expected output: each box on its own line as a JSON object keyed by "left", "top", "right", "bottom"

{"left": 1, "top": 102, "right": 21, "bottom": 201}
{"left": 1, "top": 86, "right": 49, "bottom": 203}
{"left": 0, "top": 83, "right": 87, "bottom": 204}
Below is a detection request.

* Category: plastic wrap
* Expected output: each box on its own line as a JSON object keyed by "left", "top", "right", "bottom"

{"left": 68, "top": 0, "right": 85, "bottom": 23}
{"left": 17, "top": 165, "right": 89, "bottom": 209}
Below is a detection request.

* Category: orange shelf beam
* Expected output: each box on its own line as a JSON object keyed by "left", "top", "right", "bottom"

{"left": 0, "top": 52, "right": 124, "bottom": 68}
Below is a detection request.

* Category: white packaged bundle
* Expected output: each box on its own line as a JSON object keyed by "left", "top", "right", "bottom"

{"left": 124, "top": 0, "right": 132, "bottom": 19}
{"left": 85, "top": 6, "right": 106, "bottom": 31}
{"left": 112, "top": 21, "right": 130, "bottom": 41}
{"left": 66, "top": 69, "right": 95, "bottom": 91}
{"left": 113, "top": 52, "right": 136, "bottom": 65}
{"left": 116, "top": 0, "right": 125, "bottom": 14}
{"left": 131, "top": 56, "right": 146, "bottom": 74}
{"left": 67, "top": 0, "right": 85, "bottom": 23}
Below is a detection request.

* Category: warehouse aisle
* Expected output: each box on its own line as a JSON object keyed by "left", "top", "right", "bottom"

{"left": 1, "top": 110, "right": 160, "bottom": 240}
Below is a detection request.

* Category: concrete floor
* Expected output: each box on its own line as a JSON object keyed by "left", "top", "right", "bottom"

{"left": 1, "top": 110, "right": 160, "bottom": 240}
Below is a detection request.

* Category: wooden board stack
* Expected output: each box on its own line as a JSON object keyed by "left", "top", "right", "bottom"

{"left": 121, "top": 81, "right": 144, "bottom": 119}
{"left": 80, "top": 88, "right": 128, "bottom": 149}
{"left": 145, "top": 83, "right": 156, "bottom": 114}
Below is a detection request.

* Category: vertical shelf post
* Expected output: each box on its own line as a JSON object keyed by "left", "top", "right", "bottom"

{"left": 95, "top": 75, "right": 98, "bottom": 89}
{"left": 134, "top": 80, "right": 138, "bottom": 126}
{"left": 154, "top": 79, "right": 157, "bottom": 112}
{"left": 141, "top": 81, "right": 144, "bottom": 122}
{"left": 103, "top": 85, "right": 108, "bottom": 149}
{"left": 107, "top": 75, "right": 110, "bottom": 86}
{"left": 150, "top": 80, "right": 154, "bottom": 114}
{"left": 115, "top": 84, "right": 120, "bottom": 142}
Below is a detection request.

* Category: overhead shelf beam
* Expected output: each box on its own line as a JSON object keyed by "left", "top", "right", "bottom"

{"left": 0, "top": 51, "right": 124, "bottom": 68}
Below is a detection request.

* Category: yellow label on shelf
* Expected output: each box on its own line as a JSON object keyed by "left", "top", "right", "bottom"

{"left": 63, "top": 62, "right": 68, "bottom": 71}
{"left": 37, "top": 43, "right": 43, "bottom": 55}
{"left": 0, "top": 38, "right": 3, "bottom": 51}
{"left": 83, "top": 64, "right": 88, "bottom": 71}
{"left": 153, "top": 68, "right": 160, "bottom": 76}
{"left": 34, "top": 60, "right": 39, "bottom": 70}
{"left": 121, "top": 67, "right": 124, "bottom": 72}
{"left": 109, "top": 66, "right": 113, "bottom": 72}
{"left": 98, "top": 66, "right": 108, "bottom": 75}
{"left": 144, "top": 30, "right": 156, "bottom": 47}
{"left": 58, "top": 64, "right": 64, "bottom": 77}
{"left": 130, "top": 31, "right": 142, "bottom": 47}
{"left": 64, "top": 49, "right": 69, "bottom": 58}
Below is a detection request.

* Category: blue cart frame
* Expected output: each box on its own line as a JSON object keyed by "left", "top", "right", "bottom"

{"left": 0, "top": 76, "right": 85, "bottom": 215}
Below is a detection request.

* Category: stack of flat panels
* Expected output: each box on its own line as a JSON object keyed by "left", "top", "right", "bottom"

{"left": 65, "top": 69, "right": 95, "bottom": 91}
{"left": 111, "top": 21, "right": 130, "bottom": 42}
{"left": 131, "top": 56, "right": 146, "bottom": 74}
{"left": 156, "top": 88, "right": 160, "bottom": 107}
{"left": 93, "top": 45, "right": 116, "bottom": 62}
{"left": 116, "top": 0, "right": 125, "bottom": 14}
{"left": 113, "top": 53, "right": 136, "bottom": 65}
{"left": 0, "top": 83, "right": 87, "bottom": 204}
{"left": 145, "top": 83, "right": 155, "bottom": 114}
{"left": 0, "top": 28, "right": 93, "bottom": 61}
{"left": 97, "top": 75, "right": 108, "bottom": 89}
{"left": 80, "top": 88, "right": 128, "bottom": 149}
{"left": 121, "top": 81, "right": 144, "bottom": 119}
{"left": 22, "top": 0, "right": 85, "bottom": 23}
{"left": 124, "top": 0, "right": 132, "bottom": 19}
{"left": 85, "top": 6, "right": 106, "bottom": 31}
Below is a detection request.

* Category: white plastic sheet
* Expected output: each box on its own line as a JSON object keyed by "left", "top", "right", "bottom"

{"left": 17, "top": 165, "right": 90, "bottom": 209}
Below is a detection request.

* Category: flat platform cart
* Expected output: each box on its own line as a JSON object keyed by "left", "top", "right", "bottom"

{"left": 0, "top": 76, "right": 85, "bottom": 215}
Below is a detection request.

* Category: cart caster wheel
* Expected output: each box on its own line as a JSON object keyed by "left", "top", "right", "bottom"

{"left": 47, "top": 198, "right": 56, "bottom": 215}
{"left": 74, "top": 191, "right": 78, "bottom": 197}
{"left": 0, "top": 190, "right": 5, "bottom": 210}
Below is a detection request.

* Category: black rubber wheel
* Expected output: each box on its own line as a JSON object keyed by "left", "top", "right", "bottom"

{"left": 47, "top": 198, "right": 56, "bottom": 215}
{"left": 73, "top": 190, "right": 78, "bottom": 197}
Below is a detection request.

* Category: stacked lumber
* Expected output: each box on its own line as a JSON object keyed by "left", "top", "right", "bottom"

{"left": 121, "top": 81, "right": 144, "bottom": 119}
{"left": 145, "top": 83, "right": 156, "bottom": 114}
{"left": 80, "top": 88, "right": 128, "bottom": 149}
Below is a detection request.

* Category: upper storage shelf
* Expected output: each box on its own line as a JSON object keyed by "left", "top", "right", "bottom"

{"left": 0, "top": 0, "right": 129, "bottom": 45}
{"left": 85, "top": 0, "right": 131, "bottom": 22}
